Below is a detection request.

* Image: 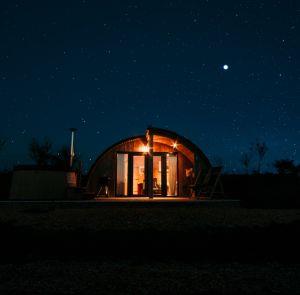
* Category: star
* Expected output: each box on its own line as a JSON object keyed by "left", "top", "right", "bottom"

{"left": 223, "top": 64, "right": 229, "bottom": 70}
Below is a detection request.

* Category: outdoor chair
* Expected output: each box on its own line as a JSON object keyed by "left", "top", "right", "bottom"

{"left": 189, "top": 166, "right": 224, "bottom": 199}
{"left": 96, "top": 176, "right": 111, "bottom": 197}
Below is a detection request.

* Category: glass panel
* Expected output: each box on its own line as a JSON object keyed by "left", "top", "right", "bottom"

{"left": 167, "top": 154, "right": 177, "bottom": 196}
{"left": 133, "top": 155, "right": 145, "bottom": 195}
{"left": 116, "top": 153, "right": 128, "bottom": 195}
{"left": 153, "top": 156, "right": 162, "bottom": 195}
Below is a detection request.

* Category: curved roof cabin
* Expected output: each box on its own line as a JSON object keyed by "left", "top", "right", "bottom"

{"left": 87, "top": 127, "right": 211, "bottom": 197}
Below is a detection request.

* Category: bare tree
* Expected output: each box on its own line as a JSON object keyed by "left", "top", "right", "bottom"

{"left": 251, "top": 141, "right": 268, "bottom": 173}
{"left": 28, "top": 138, "right": 53, "bottom": 166}
{"left": 240, "top": 152, "right": 252, "bottom": 174}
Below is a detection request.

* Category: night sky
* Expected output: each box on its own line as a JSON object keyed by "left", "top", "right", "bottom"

{"left": 0, "top": 0, "right": 299, "bottom": 172}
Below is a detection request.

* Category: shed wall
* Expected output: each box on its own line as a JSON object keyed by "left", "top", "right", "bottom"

{"left": 10, "top": 170, "right": 76, "bottom": 200}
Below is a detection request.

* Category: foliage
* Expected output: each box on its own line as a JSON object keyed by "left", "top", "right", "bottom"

{"left": 274, "top": 159, "right": 298, "bottom": 175}
{"left": 28, "top": 138, "right": 53, "bottom": 166}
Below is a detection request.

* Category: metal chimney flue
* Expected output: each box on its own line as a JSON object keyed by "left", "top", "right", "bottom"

{"left": 69, "top": 128, "right": 77, "bottom": 169}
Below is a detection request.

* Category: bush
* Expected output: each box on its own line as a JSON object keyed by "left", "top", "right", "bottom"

{"left": 222, "top": 174, "right": 300, "bottom": 208}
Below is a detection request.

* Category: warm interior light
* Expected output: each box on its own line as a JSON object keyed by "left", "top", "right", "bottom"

{"left": 140, "top": 145, "right": 149, "bottom": 153}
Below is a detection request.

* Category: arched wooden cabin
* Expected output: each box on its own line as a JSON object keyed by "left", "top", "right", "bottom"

{"left": 87, "top": 127, "right": 211, "bottom": 197}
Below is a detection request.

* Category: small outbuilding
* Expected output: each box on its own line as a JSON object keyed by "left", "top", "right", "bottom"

{"left": 87, "top": 127, "right": 212, "bottom": 197}
{"left": 10, "top": 166, "right": 78, "bottom": 200}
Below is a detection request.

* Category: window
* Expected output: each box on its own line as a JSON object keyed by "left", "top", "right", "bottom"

{"left": 116, "top": 153, "right": 128, "bottom": 195}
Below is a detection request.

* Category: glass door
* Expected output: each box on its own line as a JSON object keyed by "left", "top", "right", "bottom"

{"left": 116, "top": 152, "right": 177, "bottom": 197}
{"left": 153, "top": 155, "right": 162, "bottom": 196}
{"left": 116, "top": 153, "right": 128, "bottom": 196}
{"left": 167, "top": 154, "right": 178, "bottom": 196}
{"left": 132, "top": 155, "right": 145, "bottom": 195}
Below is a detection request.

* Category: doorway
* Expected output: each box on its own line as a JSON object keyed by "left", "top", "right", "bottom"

{"left": 116, "top": 152, "right": 177, "bottom": 197}
{"left": 153, "top": 155, "right": 162, "bottom": 196}
{"left": 166, "top": 154, "right": 178, "bottom": 196}
{"left": 132, "top": 155, "right": 145, "bottom": 195}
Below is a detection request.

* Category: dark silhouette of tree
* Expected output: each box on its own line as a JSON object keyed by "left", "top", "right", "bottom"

{"left": 251, "top": 141, "right": 268, "bottom": 173}
{"left": 28, "top": 138, "right": 53, "bottom": 166}
{"left": 240, "top": 152, "right": 252, "bottom": 174}
{"left": 274, "top": 159, "right": 297, "bottom": 175}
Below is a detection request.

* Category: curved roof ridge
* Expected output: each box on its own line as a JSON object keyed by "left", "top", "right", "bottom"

{"left": 147, "top": 126, "right": 210, "bottom": 166}
{"left": 86, "top": 134, "right": 145, "bottom": 179}
{"left": 87, "top": 127, "right": 211, "bottom": 182}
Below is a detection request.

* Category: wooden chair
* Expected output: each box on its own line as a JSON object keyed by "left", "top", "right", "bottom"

{"left": 190, "top": 166, "right": 224, "bottom": 199}
{"left": 96, "top": 176, "right": 111, "bottom": 197}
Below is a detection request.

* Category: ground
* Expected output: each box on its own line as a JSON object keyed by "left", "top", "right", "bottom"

{"left": 0, "top": 201, "right": 299, "bottom": 294}
{"left": 1, "top": 260, "right": 299, "bottom": 295}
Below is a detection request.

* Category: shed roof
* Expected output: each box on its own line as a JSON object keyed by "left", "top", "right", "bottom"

{"left": 87, "top": 127, "right": 211, "bottom": 180}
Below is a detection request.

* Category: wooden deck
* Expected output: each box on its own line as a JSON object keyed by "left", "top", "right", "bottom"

{"left": 0, "top": 198, "right": 240, "bottom": 208}
{"left": 95, "top": 197, "right": 196, "bottom": 202}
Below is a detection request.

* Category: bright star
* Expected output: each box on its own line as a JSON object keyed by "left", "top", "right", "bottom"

{"left": 223, "top": 64, "right": 229, "bottom": 70}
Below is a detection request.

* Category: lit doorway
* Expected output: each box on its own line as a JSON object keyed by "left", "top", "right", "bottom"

{"left": 167, "top": 154, "right": 178, "bottom": 196}
{"left": 153, "top": 155, "right": 162, "bottom": 195}
{"left": 116, "top": 152, "right": 177, "bottom": 197}
{"left": 132, "top": 155, "right": 145, "bottom": 195}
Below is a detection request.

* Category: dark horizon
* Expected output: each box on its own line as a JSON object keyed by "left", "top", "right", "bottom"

{"left": 0, "top": 0, "right": 299, "bottom": 172}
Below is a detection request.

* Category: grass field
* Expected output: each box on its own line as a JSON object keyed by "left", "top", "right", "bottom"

{"left": 0, "top": 203, "right": 299, "bottom": 294}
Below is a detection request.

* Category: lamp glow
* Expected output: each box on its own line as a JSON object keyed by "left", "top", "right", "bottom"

{"left": 140, "top": 145, "right": 149, "bottom": 153}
